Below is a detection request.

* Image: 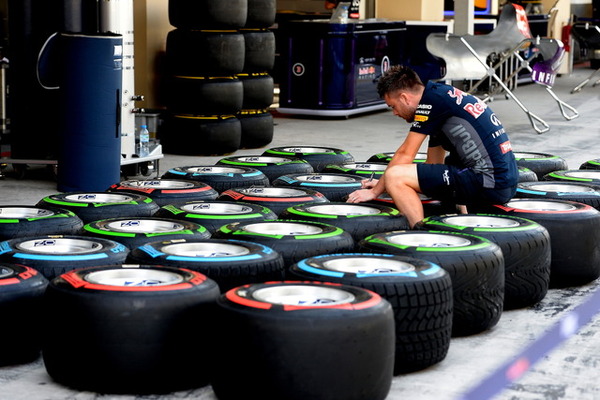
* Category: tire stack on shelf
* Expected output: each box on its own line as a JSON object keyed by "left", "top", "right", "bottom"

{"left": 162, "top": 0, "right": 276, "bottom": 155}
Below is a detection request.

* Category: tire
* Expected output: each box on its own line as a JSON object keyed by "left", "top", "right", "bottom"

{"left": 0, "top": 263, "right": 48, "bottom": 366}
{"left": 245, "top": 0, "right": 276, "bottom": 29}
{"left": 358, "top": 230, "right": 504, "bottom": 337}
{"left": 263, "top": 146, "right": 354, "bottom": 172}
{"left": 483, "top": 199, "right": 600, "bottom": 287}
{"left": 106, "top": 179, "right": 219, "bottom": 207}
{"left": 238, "top": 109, "right": 274, "bottom": 149}
{"left": 543, "top": 169, "right": 600, "bottom": 185}
{"left": 272, "top": 173, "right": 363, "bottom": 202}
{"left": 0, "top": 235, "right": 129, "bottom": 280}
{"left": 83, "top": 217, "right": 211, "bottom": 249}
{"left": 416, "top": 214, "right": 551, "bottom": 309}
{"left": 513, "top": 151, "right": 568, "bottom": 180}
{"left": 0, "top": 205, "right": 83, "bottom": 240}
{"left": 169, "top": 0, "right": 248, "bottom": 29}
{"left": 217, "top": 187, "right": 329, "bottom": 216}
{"left": 160, "top": 114, "right": 241, "bottom": 156}
{"left": 211, "top": 281, "right": 394, "bottom": 400}
{"left": 238, "top": 72, "right": 274, "bottom": 109}
{"left": 127, "top": 238, "right": 284, "bottom": 292}
{"left": 288, "top": 254, "right": 453, "bottom": 374}
{"left": 166, "top": 29, "right": 245, "bottom": 76}
{"left": 216, "top": 155, "right": 314, "bottom": 183}
{"left": 322, "top": 162, "right": 387, "bottom": 179}
{"left": 36, "top": 192, "right": 160, "bottom": 224}
{"left": 367, "top": 152, "right": 428, "bottom": 164}
{"left": 42, "top": 265, "right": 220, "bottom": 393}
{"left": 579, "top": 159, "right": 600, "bottom": 170}
{"left": 518, "top": 166, "right": 538, "bottom": 182}
{"left": 279, "top": 202, "right": 409, "bottom": 243}
{"left": 213, "top": 220, "right": 355, "bottom": 266}
{"left": 155, "top": 200, "right": 277, "bottom": 233}
{"left": 241, "top": 30, "right": 275, "bottom": 72}
{"left": 162, "top": 165, "right": 269, "bottom": 193}
{"left": 368, "top": 192, "right": 458, "bottom": 217}
{"left": 515, "top": 181, "right": 600, "bottom": 210}
{"left": 166, "top": 76, "right": 243, "bottom": 115}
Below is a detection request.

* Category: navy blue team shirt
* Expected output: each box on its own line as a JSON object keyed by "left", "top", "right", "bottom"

{"left": 411, "top": 81, "right": 518, "bottom": 190}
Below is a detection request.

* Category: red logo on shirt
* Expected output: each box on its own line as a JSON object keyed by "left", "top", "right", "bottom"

{"left": 500, "top": 141, "right": 513, "bottom": 154}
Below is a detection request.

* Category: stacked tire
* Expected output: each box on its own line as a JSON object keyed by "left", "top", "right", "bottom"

{"left": 163, "top": 0, "right": 275, "bottom": 155}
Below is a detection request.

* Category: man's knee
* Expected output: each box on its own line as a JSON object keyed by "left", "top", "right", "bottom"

{"left": 385, "top": 164, "right": 418, "bottom": 186}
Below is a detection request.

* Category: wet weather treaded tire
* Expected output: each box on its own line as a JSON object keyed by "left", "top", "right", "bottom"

{"left": 211, "top": 281, "right": 394, "bottom": 400}
{"left": 359, "top": 230, "right": 505, "bottom": 337}
{"left": 127, "top": 238, "right": 285, "bottom": 292}
{"left": 0, "top": 263, "right": 48, "bottom": 366}
{"left": 515, "top": 181, "right": 600, "bottom": 210}
{"left": 0, "top": 235, "right": 129, "bottom": 280}
{"left": 288, "top": 254, "right": 453, "bottom": 374}
{"left": 417, "top": 214, "right": 550, "bottom": 310}
{"left": 42, "top": 265, "right": 220, "bottom": 394}
{"left": 513, "top": 151, "right": 568, "bottom": 180}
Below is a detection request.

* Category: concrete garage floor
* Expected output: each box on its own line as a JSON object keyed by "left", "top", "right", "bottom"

{"left": 2, "top": 65, "right": 600, "bottom": 400}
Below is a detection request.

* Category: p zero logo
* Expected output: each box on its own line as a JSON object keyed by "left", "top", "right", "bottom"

{"left": 292, "top": 63, "right": 305, "bottom": 77}
{"left": 500, "top": 141, "right": 513, "bottom": 154}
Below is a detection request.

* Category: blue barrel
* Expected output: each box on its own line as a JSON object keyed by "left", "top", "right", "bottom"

{"left": 57, "top": 33, "right": 123, "bottom": 192}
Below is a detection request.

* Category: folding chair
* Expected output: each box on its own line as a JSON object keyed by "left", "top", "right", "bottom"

{"left": 426, "top": 2, "right": 578, "bottom": 134}
{"left": 570, "top": 22, "right": 600, "bottom": 93}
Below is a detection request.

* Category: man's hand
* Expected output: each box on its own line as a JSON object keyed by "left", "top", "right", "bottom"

{"left": 346, "top": 188, "right": 377, "bottom": 204}
{"left": 361, "top": 178, "right": 379, "bottom": 189}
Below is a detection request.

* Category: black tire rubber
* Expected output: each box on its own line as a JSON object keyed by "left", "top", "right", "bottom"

{"left": 288, "top": 253, "right": 453, "bottom": 374}
{"left": 358, "top": 230, "right": 504, "bottom": 337}
{"left": 368, "top": 192, "right": 458, "bottom": 217}
{"left": 83, "top": 217, "right": 211, "bottom": 249}
{"left": 0, "top": 235, "right": 129, "bottom": 280}
{"left": 543, "top": 169, "right": 600, "bottom": 185}
{"left": 127, "top": 238, "right": 285, "bottom": 292}
{"left": 166, "top": 75, "right": 243, "bottom": 115}
{"left": 416, "top": 214, "right": 551, "bottom": 310}
{"left": 154, "top": 200, "right": 277, "bottom": 233}
{"left": 211, "top": 281, "right": 395, "bottom": 400}
{"left": 263, "top": 146, "right": 354, "bottom": 172}
{"left": 237, "top": 72, "right": 274, "bottom": 109}
{"left": 42, "top": 265, "right": 220, "bottom": 394}
{"left": 0, "top": 263, "right": 48, "bottom": 366}
{"left": 241, "top": 30, "right": 275, "bottom": 72}
{"left": 160, "top": 114, "right": 241, "bottom": 156}
{"left": 245, "top": 0, "right": 276, "bottom": 29}
{"left": 0, "top": 205, "right": 83, "bottom": 240}
{"left": 579, "top": 159, "right": 600, "bottom": 170}
{"left": 217, "top": 187, "right": 329, "bottom": 216}
{"left": 166, "top": 29, "right": 245, "bottom": 76}
{"left": 216, "top": 155, "right": 314, "bottom": 183}
{"left": 482, "top": 199, "right": 600, "bottom": 287}
{"left": 279, "top": 202, "right": 409, "bottom": 244}
{"left": 367, "top": 152, "right": 428, "bottom": 164}
{"left": 36, "top": 192, "right": 160, "bottom": 224}
{"left": 322, "top": 162, "right": 387, "bottom": 180}
{"left": 518, "top": 166, "right": 538, "bottom": 182}
{"left": 272, "top": 173, "right": 363, "bottom": 202}
{"left": 162, "top": 165, "right": 269, "bottom": 193}
{"left": 513, "top": 151, "right": 569, "bottom": 180}
{"left": 106, "top": 179, "right": 219, "bottom": 207}
{"left": 238, "top": 109, "right": 274, "bottom": 149}
{"left": 213, "top": 220, "right": 355, "bottom": 266}
{"left": 169, "top": 0, "right": 248, "bottom": 29}
{"left": 515, "top": 181, "right": 600, "bottom": 210}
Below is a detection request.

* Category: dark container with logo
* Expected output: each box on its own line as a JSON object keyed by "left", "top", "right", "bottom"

{"left": 278, "top": 19, "right": 406, "bottom": 113}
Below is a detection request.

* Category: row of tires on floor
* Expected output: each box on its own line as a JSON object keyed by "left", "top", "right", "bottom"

{"left": 2, "top": 146, "right": 600, "bottom": 399}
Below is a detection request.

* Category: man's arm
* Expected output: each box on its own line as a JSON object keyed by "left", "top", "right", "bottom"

{"left": 426, "top": 145, "right": 446, "bottom": 164}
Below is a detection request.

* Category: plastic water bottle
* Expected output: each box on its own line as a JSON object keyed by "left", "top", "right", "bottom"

{"left": 139, "top": 125, "right": 150, "bottom": 157}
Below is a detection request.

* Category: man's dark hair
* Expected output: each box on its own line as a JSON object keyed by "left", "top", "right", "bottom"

{"left": 377, "top": 65, "right": 424, "bottom": 98}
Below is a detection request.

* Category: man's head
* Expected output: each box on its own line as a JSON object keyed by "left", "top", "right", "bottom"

{"left": 377, "top": 65, "right": 425, "bottom": 123}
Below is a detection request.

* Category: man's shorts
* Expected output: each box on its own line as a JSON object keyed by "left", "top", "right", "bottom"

{"left": 416, "top": 163, "right": 515, "bottom": 205}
